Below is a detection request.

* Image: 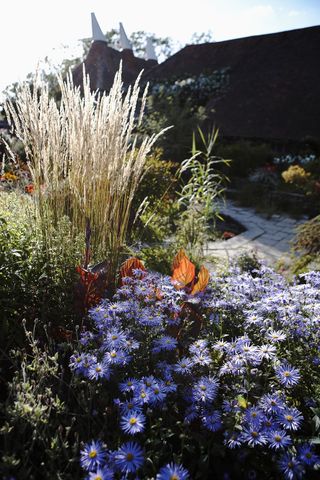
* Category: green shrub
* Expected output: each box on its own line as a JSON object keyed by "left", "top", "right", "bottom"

{"left": 131, "top": 149, "right": 179, "bottom": 243}
{"left": 0, "top": 191, "right": 83, "bottom": 346}
{"left": 216, "top": 141, "right": 273, "bottom": 177}
{"left": 293, "top": 215, "right": 320, "bottom": 254}
{"left": 235, "top": 250, "right": 261, "bottom": 274}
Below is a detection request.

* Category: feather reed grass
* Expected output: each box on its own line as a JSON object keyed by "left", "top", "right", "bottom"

{"left": 5, "top": 67, "right": 167, "bottom": 284}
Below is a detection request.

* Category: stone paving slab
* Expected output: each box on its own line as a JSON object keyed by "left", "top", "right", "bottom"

{"left": 205, "top": 200, "right": 306, "bottom": 266}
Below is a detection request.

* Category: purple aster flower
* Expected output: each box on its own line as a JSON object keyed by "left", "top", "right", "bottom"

{"left": 240, "top": 427, "right": 267, "bottom": 447}
{"left": 119, "top": 378, "right": 138, "bottom": 394}
{"left": 104, "top": 349, "right": 131, "bottom": 365}
{"left": 202, "top": 410, "right": 222, "bottom": 432}
{"left": 184, "top": 404, "right": 200, "bottom": 424}
{"left": 267, "top": 430, "right": 292, "bottom": 450}
{"left": 163, "top": 376, "right": 177, "bottom": 393}
{"left": 259, "top": 344, "right": 277, "bottom": 360}
{"left": 192, "top": 376, "right": 219, "bottom": 403}
{"left": 133, "top": 388, "right": 150, "bottom": 405}
{"left": 69, "top": 353, "right": 87, "bottom": 372}
{"left": 298, "top": 444, "right": 320, "bottom": 467}
{"left": 189, "top": 339, "right": 208, "bottom": 353}
{"left": 115, "top": 441, "right": 144, "bottom": 474}
{"left": 244, "top": 407, "right": 265, "bottom": 427}
{"left": 149, "top": 383, "right": 167, "bottom": 406}
{"left": 156, "top": 462, "right": 189, "bottom": 480}
{"left": 88, "top": 361, "right": 112, "bottom": 381}
{"left": 275, "top": 363, "right": 300, "bottom": 388}
{"left": 120, "top": 410, "right": 146, "bottom": 435}
{"left": 80, "top": 440, "right": 107, "bottom": 471}
{"left": 224, "top": 432, "right": 242, "bottom": 449}
{"left": 104, "top": 329, "right": 128, "bottom": 349}
{"left": 87, "top": 466, "right": 114, "bottom": 479}
{"left": 141, "top": 375, "right": 157, "bottom": 389}
{"left": 260, "top": 393, "right": 285, "bottom": 414}
{"left": 261, "top": 415, "right": 281, "bottom": 431}
{"left": 191, "top": 351, "right": 212, "bottom": 367}
{"left": 279, "top": 407, "right": 303, "bottom": 431}
{"left": 266, "top": 329, "right": 286, "bottom": 342}
{"left": 118, "top": 400, "right": 143, "bottom": 415}
{"left": 278, "top": 453, "right": 305, "bottom": 480}
{"left": 152, "top": 335, "right": 178, "bottom": 353}
{"left": 174, "top": 357, "right": 194, "bottom": 375}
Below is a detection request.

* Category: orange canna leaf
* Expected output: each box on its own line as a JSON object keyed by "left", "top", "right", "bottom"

{"left": 171, "top": 256, "right": 196, "bottom": 290}
{"left": 191, "top": 265, "right": 210, "bottom": 294}
{"left": 120, "top": 257, "right": 146, "bottom": 280}
{"left": 172, "top": 248, "right": 188, "bottom": 270}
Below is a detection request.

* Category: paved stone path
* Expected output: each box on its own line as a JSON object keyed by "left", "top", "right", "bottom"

{"left": 205, "top": 201, "right": 307, "bottom": 266}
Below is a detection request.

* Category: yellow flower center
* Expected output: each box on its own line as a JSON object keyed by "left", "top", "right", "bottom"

{"left": 286, "top": 415, "right": 293, "bottom": 422}
{"left": 154, "top": 388, "right": 160, "bottom": 394}
{"left": 129, "top": 417, "right": 137, "bottom": 425}
{"left": 170, "top": 475, "right": 179, "bottom": 480}
{"left": 200, "top": 385, "right": 207, "bottom": 391}
{"left": 127, "top": 381, "right": 133, "bottom": 386}
{"left": 111, "top": 335, "right": 118, "bottom": 340}
{"left": 95, "top": 476, "right": 102, "bottom": 480}
{"left": 89, "top": 450, "right": 97, "bottom": 458}
{"left": 274, "top": 435, "right": 282, "bottom": 442}
{"left": 110, "top": 352, "right": 117, "bottom": 358}
{"left": 76, "top": 357, "right": 82, "bottom": 363}
{"left": 126, "top": 453, "right": 134, "bottom": 461}
{"left": 284, "top": 371, "right": 291, "bottom": 377}
{"left": 141, "top": 392, "right": 146, "bottom": 398}
{"left": 251, "top": 431, "right": 258, "bottom": 438}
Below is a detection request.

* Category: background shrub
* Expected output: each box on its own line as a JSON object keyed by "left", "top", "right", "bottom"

{"left": 216, "top": 140, "right": 273, "bottom": 177}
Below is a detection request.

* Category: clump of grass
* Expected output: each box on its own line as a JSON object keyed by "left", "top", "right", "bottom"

{"left": 5, "top": 67, "right": 167, "bottom": 284}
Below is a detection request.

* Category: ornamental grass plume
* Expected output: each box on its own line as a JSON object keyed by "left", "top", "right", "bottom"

{"left": 5, "top": 67, "right": 167, "bottom": 284}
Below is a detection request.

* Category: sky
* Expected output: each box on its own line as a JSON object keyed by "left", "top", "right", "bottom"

{"left": 0, "top": 0, "right": 319, "bottom": 94}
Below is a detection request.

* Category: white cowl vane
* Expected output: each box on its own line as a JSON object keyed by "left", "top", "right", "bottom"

{"left": 91, "top": 12, "right": 107, "bottom": 42}
{"left": 119, "top": 22, "right": 132, "bottom": 50}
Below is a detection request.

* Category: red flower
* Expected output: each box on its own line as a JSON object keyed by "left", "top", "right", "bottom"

{"left": 25, "top": 183, "right": 34, "bottom": 194}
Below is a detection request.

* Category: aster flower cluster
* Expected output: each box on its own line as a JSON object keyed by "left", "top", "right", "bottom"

{"left": 71, "top": 267, "right": 320, "bottom": 479}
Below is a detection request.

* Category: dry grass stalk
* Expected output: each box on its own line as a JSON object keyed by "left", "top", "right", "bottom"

{"left": 5, "top": 66, "right": 167, "bottom": 283}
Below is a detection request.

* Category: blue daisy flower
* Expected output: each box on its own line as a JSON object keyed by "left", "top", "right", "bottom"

{"left": 120, "top": 410, "right": 146, "bottom": 435}
{"left": 87, "top": 465, "right": 114, "bottom": 479}
{"left": 240, "top": 427, "right": 267, "bottom": 447}
{"left": 88, "top": 361, "right": 112, "bottom": 381}
{"left": 152, "top": 335, "right": 178, "bottom": 354}
{"left": 80, "top": 440, "right": 107, "bottom": 471}
{"left": 156, "top": 462, "right": 189, "bottom": 480}
{"left": 278, "top": 407, "right": 303, "bottom": 431}
{"left": 275, "top": 363, "right": 300, "bottom": 388}
{"left": 174, "top": 357, "right": 194, "bottom": 375}
{"left": 267, "top": 430, "right": 292, "bottom": 450}
{"left": 114, "top": 441, "right": 144, "bottom": 474}
{"left": 202, "top": 410, "right": 222, "bottom": 432}
{"left": 298, "top": 444, "right": 320, "bottom": 467}
{"left": 278, "top": 453, "right": 305, "bottom": 480}
{"left": 192, "top": 376, "right": 219, "bottom": 403}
